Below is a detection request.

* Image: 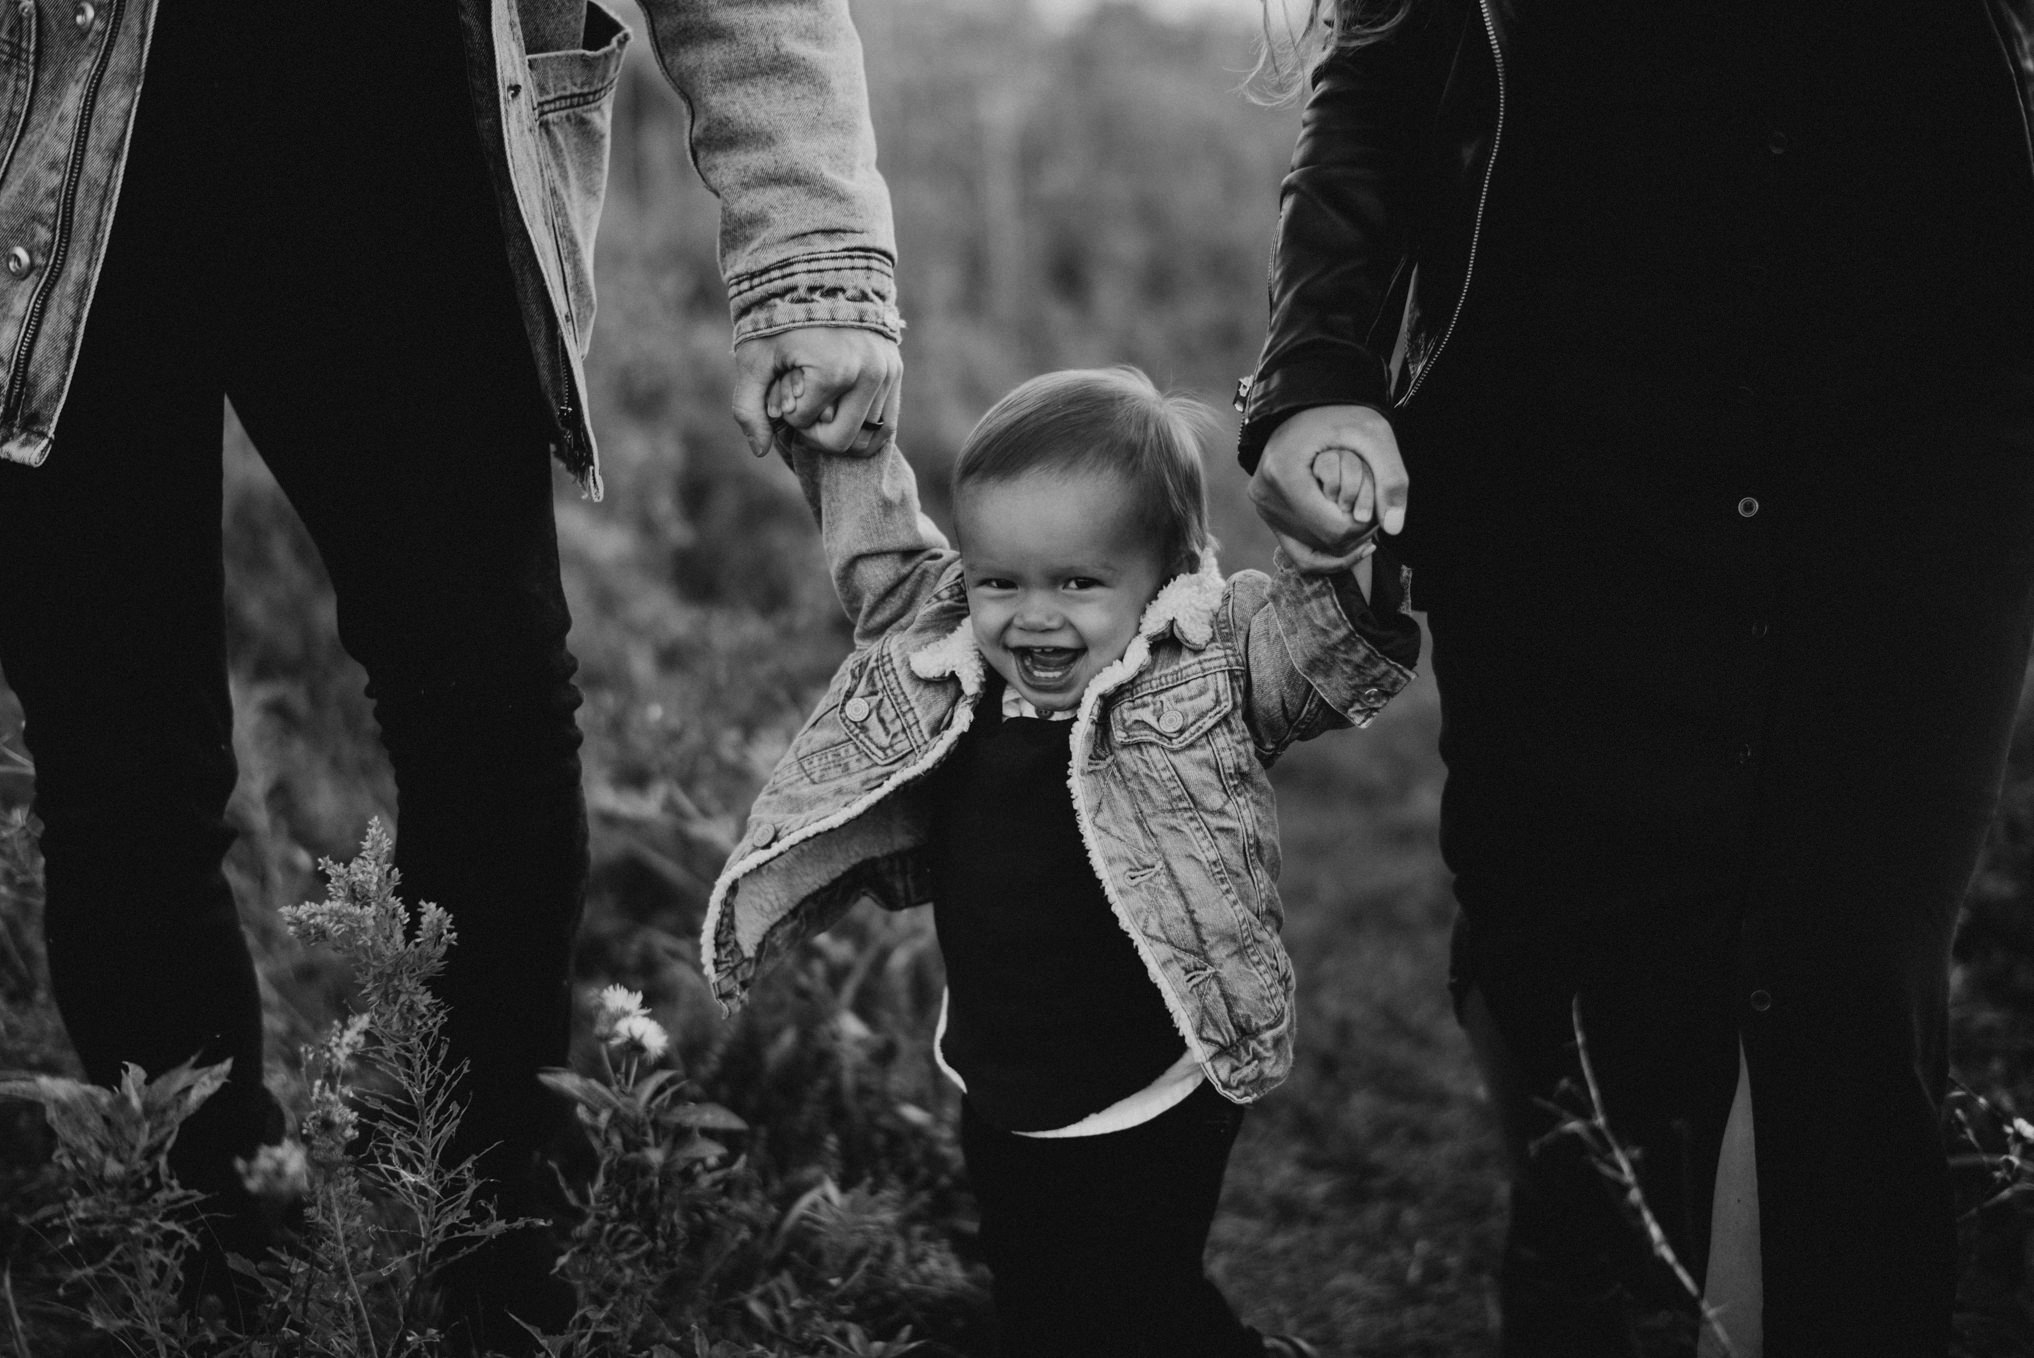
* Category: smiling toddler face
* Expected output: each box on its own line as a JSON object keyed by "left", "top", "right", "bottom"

{"left": 955, "top": 468, "right": 1169, "bottom": 712}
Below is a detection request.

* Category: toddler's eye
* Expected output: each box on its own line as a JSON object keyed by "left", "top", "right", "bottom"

{"left": 970, "top": 576, "right": 1015, "bottom": 593}
{"left": 1063, "top": 577, "right": 1100, "bottom": 591}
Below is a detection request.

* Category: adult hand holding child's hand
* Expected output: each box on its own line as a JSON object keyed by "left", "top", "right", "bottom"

{"left": 1251, "top": 404, "right": 1407, "bottom": 572}
{"left": 733, "top": 326, "right": 902, "bottom": 460}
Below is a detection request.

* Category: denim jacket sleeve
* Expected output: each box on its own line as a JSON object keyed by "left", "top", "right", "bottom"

{"left": 1226, "top": 550, "right": 1421, "bottom": 762}
{"left": 634, "top": 0, "right": 902, "bottom": 344}
{"left": 790, "top": 442, "right": 958, "bottom": 647}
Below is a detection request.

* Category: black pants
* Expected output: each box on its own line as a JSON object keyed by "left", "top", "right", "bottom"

{"left": 1417, "top": 356, "right": 2034, "bottom": 1356}
{"left": 960, "top": 1082, "right": 1267, "bottom": 1358}
{"left": 0, "top": 1, "right": 585, "bottom": 1208}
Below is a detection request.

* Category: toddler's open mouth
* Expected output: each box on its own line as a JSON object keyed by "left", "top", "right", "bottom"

{"left": 1014, "top": 646, "right": 1081, "bottom": 690}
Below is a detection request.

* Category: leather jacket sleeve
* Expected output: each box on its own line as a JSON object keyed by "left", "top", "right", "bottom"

{"left": 635, "top": 0, "right": 902, "bottom": 344}
{"left": 1237, "top": 4, "right": 1464, "bottom": 471}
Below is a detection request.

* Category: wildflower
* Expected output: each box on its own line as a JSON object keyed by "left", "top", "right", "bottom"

{"left": 2013, "top": 1116, "right": 2034, "bottom": 1144}
{"left": 328, "top": 1012, "right": 372, "bottom": 1069}
{"left": 237, "top": 1139, "right": 311, "bottom": 1201}
{"left": 591, "top": 983, "right": 648, "bottom": 1040}
{"left": 305, "top": 1091, "right": 360, "bottom": 1149}
{"left": 609, "top": 1012, "right": 670, "bottom": 1062}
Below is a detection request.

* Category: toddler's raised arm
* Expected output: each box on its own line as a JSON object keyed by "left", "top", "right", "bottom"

{"left": 781, "top": 430, "right": 956, "bottom": 648}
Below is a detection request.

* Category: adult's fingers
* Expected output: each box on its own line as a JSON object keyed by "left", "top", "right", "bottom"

{"left": 1253, "top": 405, "right": 1408, "bottom": 551}
{"left": 1256, "top": 427, "right": 1373, "bottom": 556}
{"left": 732, "top": 328, "right": 903, "bottom": 459}
{"left": 731, "top": 340, "right": 787, "bottom": 458}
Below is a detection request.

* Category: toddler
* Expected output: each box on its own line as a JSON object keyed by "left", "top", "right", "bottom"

{"left": 702, "top": 367, "right": 1419, "bottom": 1357}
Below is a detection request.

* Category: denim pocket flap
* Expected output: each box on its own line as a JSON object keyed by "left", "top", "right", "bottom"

{"left": 839, "top": 663, "right": 912, "bottom": 764}
{"left": 1109, "top": 673, "right": 1229, "bottom": 750}
{"left": 527, "top": 2, "right": 631, "bottom": 119}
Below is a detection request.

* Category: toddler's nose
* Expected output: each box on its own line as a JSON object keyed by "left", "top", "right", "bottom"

{"left": 1014, "top": 594, "right": 1063, "bottom": 630}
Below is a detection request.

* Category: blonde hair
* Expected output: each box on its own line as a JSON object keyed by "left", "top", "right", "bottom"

{"left": 1248, "top": 0, "right": 1417, "bottom": 104}
{"left": 953, "top": 367, "right": 1215, "bottom": 578}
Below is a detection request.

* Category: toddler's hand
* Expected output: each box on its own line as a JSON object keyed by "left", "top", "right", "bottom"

{"left": 1311, "top": 447, "right": 1377, "bottom": 530}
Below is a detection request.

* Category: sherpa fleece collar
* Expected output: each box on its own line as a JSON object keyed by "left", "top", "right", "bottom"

{"left": 907, "top": 555, "right": 1225, "bottom": 685}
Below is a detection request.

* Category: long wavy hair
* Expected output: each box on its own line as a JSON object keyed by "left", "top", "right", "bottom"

{"left": 1248, "top": 0, "right": 1417, "bottom": 103}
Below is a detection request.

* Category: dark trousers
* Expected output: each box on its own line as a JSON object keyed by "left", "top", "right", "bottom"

{"left": 0, "top": 0, "right": 586, "bottom": 1214}
{"left": 960, "top": 1082, "right": 1266, "bottom": 1358}
{"left": 1423, "top": 363, "right": 2034, "bottom": 1357}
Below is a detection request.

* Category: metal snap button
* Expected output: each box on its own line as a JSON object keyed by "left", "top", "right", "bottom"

{"left": 4, "top": 246, "right": 29, "bottom": 278}
{"left": 1749, "top": 989, "right": 1772, "bottom": 1012}
{"left": 1157, "top": 709, "right": 1185, "bottom": 735}
{"left": 72, "top": 0, "right": 92, "bottom": 29}
{"left": 1734, "top": 742, "right": 1755, "bottom": 766}
{"left": 1361, "top": 687, "right": 1384, "bottom": 705}
{"left": 1750, "top": 619, "right": 1770, "bottom": 640}
{"left": 506, "top": 82, "right": 523, "bottom": 100}
{"left": 843, "top": 697, "right": 871, "bottom": 723}
{"left": 1737, "top": 496, "right": 1760, "bottom": 518}
{"left": 751, "top": 820, "right": 776, "bottom": 846}
{"left": 1766, "top": 130, "right": 1789, "bottom": 156}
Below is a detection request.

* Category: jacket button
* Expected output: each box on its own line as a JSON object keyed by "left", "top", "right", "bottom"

{"left": 1750, "top": 619, "right": 1770, "bottom": 640}
{"left": 751, "top": 820, "right": 776, "bottom": 846}
{"left": 4, "top": 247, "right": 29, "bottom": 278}
{"left": 843, "top": 697, "right": 871, "bottom": 723}
{"left": 1733, "top": 742, "right": 1755, "bottom": 766}
{"left": 1749, "top": 988, "right": 1772, "bottom": 1012}
{"left": 1767, "top": 130, "right": 1790, "bottom": 156}
{"left": 1737, "top": 496, "right": 1760, "bottom": 518}
{"left": 72, "top": 0, "right": 93, "bottom": 29}
{"left": 1157, "top": 709, "right": 1185, "bottom": 734}
{"left": 1361, "top": 686, "right": 1384, "bottom": 705}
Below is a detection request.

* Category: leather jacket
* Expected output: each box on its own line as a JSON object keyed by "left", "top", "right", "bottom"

{"left": 0, "top": 0, "right": 901, "bottom": 495}
{"left": 1235, "top": 0, "right": 2034, "bottom": 470}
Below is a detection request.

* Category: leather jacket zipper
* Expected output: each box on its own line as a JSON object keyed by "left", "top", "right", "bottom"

{"left": 1400, "top": 0, "right": 1504, "bottom": 405}
{"left": 2, "top": 0, "right": 121, "bottom": 427}
{"left": 1980, "top": 0, "right": 2034, "bottom": 182}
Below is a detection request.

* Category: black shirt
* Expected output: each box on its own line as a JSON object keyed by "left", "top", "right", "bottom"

{"left": 924, "top": 681, "right": 1185, "bottom": 1133}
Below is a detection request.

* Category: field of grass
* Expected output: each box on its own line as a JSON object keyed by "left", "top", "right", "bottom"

{"left": 1, "top": 2, "right": 2031, "bottom": 1353}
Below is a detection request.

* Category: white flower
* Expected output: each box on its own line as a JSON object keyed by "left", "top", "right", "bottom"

{"left": 237, "top": 1139, "right": 311, "bottom": 1201}
{"left": 2013, "top": 1116, "right": 2034, "bottom": 1144}
{"left": 609, "top": 1012, "right": 670, "bottom": 1062}
{"left": 591, "top": 984, "right": 647, "bottom": 1039}
{"left": 328, "top": 1012, "right": 372, "bottom": 1069}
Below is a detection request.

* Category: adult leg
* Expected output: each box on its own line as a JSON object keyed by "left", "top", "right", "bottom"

{"left": 212, "top": 3, "right": 587, "bottom": 1346}
{"left": 1431, "top": 550, "right": 1754, "bottom": 1358}
{"left": 0, "top": 0, "right": 280, "bottom": 1253}
{"left": 960, "top": 1086, "right": 1266, "bottom": 1358}
{"left": 1740, "top": 380, "right": 2034, "bottom": 1356}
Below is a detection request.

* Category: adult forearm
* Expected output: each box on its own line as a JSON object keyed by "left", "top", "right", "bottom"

{"left": 636, "top": 0, "right": 902, "bottom": 343}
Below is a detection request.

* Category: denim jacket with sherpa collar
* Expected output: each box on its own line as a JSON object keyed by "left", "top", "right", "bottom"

{"left": 702, "top": 443, "right": 1421, "bottom": 1105}
{"left": 0, "top": 0, "right": 899, "bottom": 494}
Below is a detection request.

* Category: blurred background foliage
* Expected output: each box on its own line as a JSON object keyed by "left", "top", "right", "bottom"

{"left": 1, "top": 0, "right": 2029, "bottom": 1352}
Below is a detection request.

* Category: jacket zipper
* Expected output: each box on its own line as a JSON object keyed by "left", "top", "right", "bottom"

{"left": 1980, "top": 0, "right": 2034, "bottom": 183}
{"left": 2, "top": 0, "right": 121, "bottom": 428}
{"left": 1399, "top": 0, "right": 1505, "bottom": 405}
{"left": 554, "top": 329, "right": 584, "bottom": 470}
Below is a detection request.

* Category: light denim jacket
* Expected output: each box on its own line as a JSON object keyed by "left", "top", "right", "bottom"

{"left": 0, "top": 0, "right": 900, "bottom": 495}
{"left": 701, "top": 443, "right": 1421, "bottom": 1104}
